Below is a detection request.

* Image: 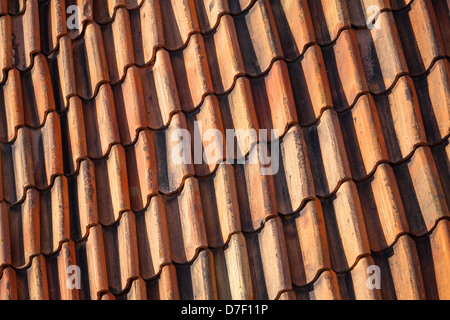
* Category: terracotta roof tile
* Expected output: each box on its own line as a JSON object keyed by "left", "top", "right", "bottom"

{"left": 0, "top": 0, "right": 449, "bottom": 300}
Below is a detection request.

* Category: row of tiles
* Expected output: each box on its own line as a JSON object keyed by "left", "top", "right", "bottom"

{"left": 1, "top": 0, "right": 427, "bottom": 66}
{"left": 1, "top": 0, "right": 256, "bottom": 27}
{"left": 1, "top": 55, "right": 448, "bottom": 204}
{"left": 0, "top": 137, "right": 448, "bottom": 280}
{"left": 0, "top": 43, "right": 448, "bottom": 147}
{"left": 1, "top": 0, "right": 447, "bottom": 96}
{"left": 0, "top": 216, "right": 449, "bottom": 300}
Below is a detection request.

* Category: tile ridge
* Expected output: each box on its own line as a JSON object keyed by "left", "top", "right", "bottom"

{"left": 1, "top": 54, "right": 446, "bottom": 148}
{"left": 1, "top": 125, "right": 447, "bottom": 211}
{"left": 6, "top": 0, "right": 258, "bottom": 61}
{"left": 5, "top": 215, "right": 446, "bottom": 295}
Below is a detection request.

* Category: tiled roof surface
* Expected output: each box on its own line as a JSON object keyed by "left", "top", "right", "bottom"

{"left": 0, "top": 0, "right": 449, "bottom": 300}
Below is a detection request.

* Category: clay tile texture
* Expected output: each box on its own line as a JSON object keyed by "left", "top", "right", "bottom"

{"left": 0, "top": 0, "right": 449, "bottom": 300}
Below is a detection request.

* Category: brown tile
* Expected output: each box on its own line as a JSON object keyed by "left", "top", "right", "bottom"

{"left": 218, "top": 77, "right": 259, "bottom": 159}
{"left": 72, "top": 22, "right": 109, "bottom": 99}
{"left": 153, "top": 112, "right": 194, "bottom": 194}
{"left": 194, "top": 0, "right": 228, "bottom": 32}
{"left": 164, "top": 177, "right": 208, "bottom": 264}
{"left": 11, "top": 0, "right": 40, "bottom": 71}
{"left": 346, "top": 0, "right": 390, "bottom": 27}
{"left": 304, "top": 109, "right": 352, "bottom": 197}
{"left": 245, "top": 217, "right": 291, "bottom": 300}
{"left": 112, "top": 67, "right": 147, "bottom": 145}
{"left": 288, "top": 44, "right": 333, "bottom": 125}
{"left": 357, "top": 163, "right": 409, "bottom": 252}
{"left": 45, "top": 240, "right": 79, "bottom": 300}
{"left": 16, "top": 255, "right": 49, "bottom": 300}
{"left": 0, "top": 267, "right": 18, "bottom": 300}
{"left": 48, "top": 35, "right": 76, "bottom": 112}
{"left": 40, "top": 176, "right": 70, "bottom": 255}
{"left": 431, "top": 138, "right": 450, "bottom": 209}
{"left": 355, "top": 10, "right": 408, "bottom": 93}
{"left": 338, "top": 94, "right": 388, "bottom": 179}
{"left": 160, "top": 0, "right": 199, "bottom": 50}
{"left": 373, "top": 76, "right": 427, "bottom": 162}
{"left": 416, "top": 219, "right": 450, "bottom": 299}
{"left": 103, "top": 210, "right": 139, "bottom": 293}
{"left": 176, "top": 249, "right": 218, "bottom": 300}
{"left": 271, "top": 0, "right": 316, "bottom": 60}
{"left": 274, "top": 125, "right": 315, "bottom": 214}
{"left": 75, "top": 225, "right": 108, "bottom": 299}
{"left": 233, "top": 147, "right": 278, "bottom": 231}
{"left": 147, "top": 264, "right": 180, "bottom": 300}
{"left": 282, "top": 199, "right": 330, "bottom": 287}
{"left": 234, "top": 0, "right": 283, "bottom": 75}
{"left": 373, "top": 234, "right": 426, "bottom": 300}
{"left": 294, "top": 270, "right": 341, "bottom": 300}
{"left": 321, "top": 29, "right": 368, "bottom": 109}
{"left": 308, "top": 0, "right": 351, "bottom": 44}
{"left": 413, "top": 58, "right": 450, "bottom": 144}
{"left": 0, "top": 69, "right": 24, "bottom": 143}
{"left": 100, "top": 7, "right": 134, "bottom": 83}
{"left": 135, "top": 195, "right": 171, "bottom": 280}
{"left": 129, "top": 0, "right": 164, "bottom": 66}
{"left": 21, "top": 54, "right": 55, "bottom": 128}
{"left": 69, "top": 159, "right": 98, "bottom": 241}
{"left": 94, "top": 144, "right": 131, "bottom": 226}
{"left": 137, "top": 50, "right": 181, "bottom": 130}
{"left": 250, "top": 60, "right": 297, "bottom": 138}
{"left": 185, "top": 95, "right": 225, "bottom": 176}
{"left": 322, "top": 181, "right": 371, "bottom": 272}
{"left": 393, "top": 146, "right": 449, "bottom": 235}
{"left": 337, "top": 256, "right": 382, "bottom": 300}
{"left": 0, "top": 15, "right": 13, "bottom": 84}
{"left": 394, "top": 0, "right": 445, "bottom": 75}
{"left": 125, "top": 130, "right": 158, "bottom": 212}
{"left": 431, "top": 0, "right": 450, "bottom": 57}
{"left": 117, "top": 277, "right": 147, "bottom": 300}
{"left": 198, "top": 164, "right": 241, "bottom": 249}
{"left": 83, "top": 84, "right": 120, "bottom": 159}
{"left": 38, "top": 0, "right": 67, "bottom": 54}
{"left": 170, "top": 34, "right": 213, "bottom": 112}
{"left": 204, "top": 14, "right": 245, "bottom": 94}
{"left": 212, "top": 233, "right": 253, "bottom": 299}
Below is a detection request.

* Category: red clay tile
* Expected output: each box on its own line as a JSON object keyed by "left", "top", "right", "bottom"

{"left": 282, "top": 199, "right": 330, "bottom": 287}
{"left": 213, "top": 233, "right": 253, "bottom": 299}
{"left": 373, "top": 234, "right": 426, "bottom": 299}
{"left": 135, "top": 195, "right": 171, "bottom": 280}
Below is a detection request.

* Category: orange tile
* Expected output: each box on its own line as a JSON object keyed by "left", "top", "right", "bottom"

{"left": 212, "top": 233, "right": 253, "bottom": 299}
{"left": 198, "top": 164, "right": 241, "bottom": 248}
{"left": 373, "top": 234, "right": 426, "bottom": 300}
{"left": 135, "top": 195, "right": 171, "bottom": 280}
{"left": 282, "top": 199, "right": 330, "bottom": 287}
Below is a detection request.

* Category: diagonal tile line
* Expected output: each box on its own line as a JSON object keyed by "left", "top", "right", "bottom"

{"left": 86, "top": 216, "right": 450, "bottom": 300}
{"left": 0, "top": 0, "right": 423, "bottom": 87}
{"left": 0, "top": 128, "right": 448, "bottom": 222}
{"left": 1, "top": 0, "right": 259, "bottom": 73}
{"left": 1, "top": 0, "right": 418, "bottom": 62}
{"left": 1, "top": 198, "right": 448, "bottom": 293}
{"left": 0, "top": 51, "right": 446, "bottom": 150}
